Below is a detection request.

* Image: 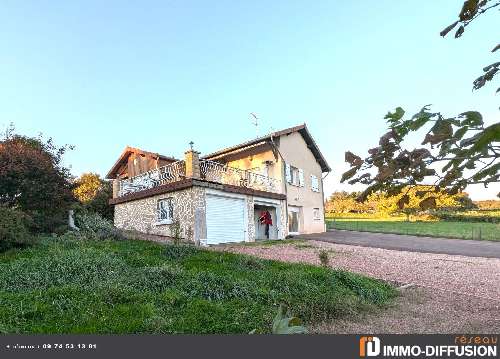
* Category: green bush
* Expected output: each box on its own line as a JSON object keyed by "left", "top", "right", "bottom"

{"left": 75, "top": 211, "right": 124, "bottom": 240}
{"left": 431, "top": 210, "right": 500, "bottom": 223}
{"left": 0, "top": 207, "right": 33, "bottom": 252}
{"left": 53, "top": 224, "right": 70, "bottom": 236}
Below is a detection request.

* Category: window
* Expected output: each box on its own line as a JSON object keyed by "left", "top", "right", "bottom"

{"left": 157, "top": 198, "right": 174, "bottom": 224}
{"left": 313, "top": 208, "right": 321, "bottom": 220}
{"left": 286, "top": 163, "right": 304, "bottom": 187}
{"left": 310, "top": 175, "right": 320, "bottom": 192}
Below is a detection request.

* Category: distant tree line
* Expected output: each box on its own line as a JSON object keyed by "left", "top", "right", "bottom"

{"left": 325, "top": 186, "right": 475, "bottom": 221}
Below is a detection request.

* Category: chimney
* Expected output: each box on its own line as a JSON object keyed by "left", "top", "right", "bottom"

{"left": 185, "top": 149, "right": 200, "bottom": 179}
{"left": 112, "top": 179, "right": 120, "bottom": 198}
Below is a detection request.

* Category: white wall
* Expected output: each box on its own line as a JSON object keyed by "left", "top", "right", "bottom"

{"left": 278, "top": 132, "right": 326, "bottom": 234}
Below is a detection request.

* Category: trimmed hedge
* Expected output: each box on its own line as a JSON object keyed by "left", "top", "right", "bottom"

{"left": 432, "top": 211, "right": 500, "bottom": 223}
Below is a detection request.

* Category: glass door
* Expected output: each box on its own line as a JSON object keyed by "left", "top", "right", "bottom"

{"left": 288, "top": 207, "right": 300, "bottom": 234}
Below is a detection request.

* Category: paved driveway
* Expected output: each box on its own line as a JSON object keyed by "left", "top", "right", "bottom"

{"left": 301, "top": 230, "right": 500, "bottom": 259}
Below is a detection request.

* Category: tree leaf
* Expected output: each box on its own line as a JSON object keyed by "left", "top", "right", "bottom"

{"left": 453, "top": 126, "right": 469, "bottom": 140}
{"left": 469, "top": 123, "right": 500, "bottom": 153}
{"left": 459, "top": 111, "right": 483, "bottom": 127}
{"left": 432, "top": 119, "right": 453, "bottom": 137}
{"left": 482, "top": 62, "right": 500, "bottom": 72}
{"left": 345, "top": 151, "right": 363, "bottom": 166}
{"left": 459, "top": 0, "right": 479, "bottom": 21}
{"left": 440, "top": 21, "right": 459, "bottom": 37}
{"left": 384, "top": 107, "right": 405, "bottom": 123}
{"left": 408, "top": 116, "right": 430, "bottom": 131}
{"left": 341, "top": 167, "right": 359, "bottom": 183}
{"left": 455, "top": 25, "right": 465, "bottom": 38}
{"left": 472, "top": 163, "right": 500, "bottom": 182}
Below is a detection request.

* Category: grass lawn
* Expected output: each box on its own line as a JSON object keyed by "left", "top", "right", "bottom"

{"left": 0, "top": 236, "right": 396, "bottom": 334}
{"left": 327, "top": 219, "right": 500, "bottom": 241}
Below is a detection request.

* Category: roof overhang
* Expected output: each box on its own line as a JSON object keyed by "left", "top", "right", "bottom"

{"left": 203, "top": 124, "right": 331, "bottom": 172}
{"left": 105, "top": 146, "right": 178, "bottom": 179}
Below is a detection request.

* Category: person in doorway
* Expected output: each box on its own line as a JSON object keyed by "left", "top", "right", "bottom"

{"left": 259, "top": 210, "right": 273, "bottom": 239}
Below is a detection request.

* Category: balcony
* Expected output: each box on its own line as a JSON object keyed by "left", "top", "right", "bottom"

{"left": 199, "top": 159, "right": 281, "bottom": 193}
{"left": 116, "top": 158, "right": 281, "bottom": 197}
{"left": 118, "top": 160, "right": 186, "bottom": 197}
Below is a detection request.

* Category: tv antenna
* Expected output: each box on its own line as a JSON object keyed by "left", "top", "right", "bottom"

{"left": 250, "top": 112, "right": 259, "bottom": 138}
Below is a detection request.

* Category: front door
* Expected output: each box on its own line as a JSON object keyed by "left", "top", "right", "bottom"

{"left": 288, "top": 206, "right": 300, "bottom": 234}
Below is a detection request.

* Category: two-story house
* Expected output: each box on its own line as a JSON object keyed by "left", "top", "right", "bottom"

{"left": 107, "top": 124, "right": 331, "bottom": 245}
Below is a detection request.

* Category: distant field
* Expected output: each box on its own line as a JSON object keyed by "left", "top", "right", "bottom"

{"left": 326, "top": 219, "right": 500, "bottom": 241}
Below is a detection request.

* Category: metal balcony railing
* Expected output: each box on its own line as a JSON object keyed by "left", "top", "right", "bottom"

{"left": 118, "top": 160, "right": 186, "bottom": 196}
{"left": 200, "top": 159, "right": 281, "bottom": 193}
{"left": 117, "top": 159, "right": 281, "bottom": 197}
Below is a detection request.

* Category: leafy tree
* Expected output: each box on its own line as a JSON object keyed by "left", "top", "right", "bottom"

{"left": 368, "top": 185, "right": 468, "bottom": 221}
{"left": 440, "top": 0, "right": 500, "bottom": 96}
{"left": 342, "top": 107, "right": 499, "bottom": 206}
{"left": 341, "top": 2, "right": 500, "bottom": 206}
{"left": 74, "top": 173, "right": 114, "bottom": 220}
{"left": 0, "top": 125, "right": 75, "bottom": 232}
{"left": 74, "top": 173, "right": 102, "bottom": 202}
{"left": 325, "top": 191, "right": 372, "bottom": 213}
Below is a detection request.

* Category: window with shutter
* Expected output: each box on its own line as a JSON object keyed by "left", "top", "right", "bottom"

{"left": 310, "top": 175, "right": 319, "bottom": 192}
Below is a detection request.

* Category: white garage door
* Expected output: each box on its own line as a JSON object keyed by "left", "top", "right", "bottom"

{"left": 206, "top": 194, "right": 246, "bottom": 245}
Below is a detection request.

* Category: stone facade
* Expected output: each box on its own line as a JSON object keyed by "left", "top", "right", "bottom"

{"left": 114, "top": 186, "right": 205, "bottom": 241}
{"left": 114, "top": 184, "right": 286, "bottom": 244}
{"left": 246, "top": 196, "right": 255, "bottom": 242}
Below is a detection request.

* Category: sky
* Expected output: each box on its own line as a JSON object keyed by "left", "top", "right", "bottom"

{"left": 1, "top": 0, "right": 499, "bottom": 200}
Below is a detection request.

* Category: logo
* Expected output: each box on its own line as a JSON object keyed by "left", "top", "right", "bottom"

{"left": 360, "top": 337, "right": 381, "bottom": 357}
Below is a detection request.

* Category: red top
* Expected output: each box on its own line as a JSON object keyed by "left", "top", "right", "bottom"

{"left": 259, "top": 211, "right": 272, "bottom": 225}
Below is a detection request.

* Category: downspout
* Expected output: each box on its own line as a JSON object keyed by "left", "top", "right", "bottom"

{"left": 321, "top": 171, "right": 330, "bottom": 231}
{"left": 269, "top": 135, "right": 289, "bottom": 238}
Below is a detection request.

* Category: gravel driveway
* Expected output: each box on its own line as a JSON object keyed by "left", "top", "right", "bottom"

{"left": 220, "top": 240, "right": 500, "bottom": 333}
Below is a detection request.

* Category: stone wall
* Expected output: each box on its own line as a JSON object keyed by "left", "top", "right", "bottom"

{"left": 114, "top": 185, "right": 286, "bottom": 243}
{"left": 114, "top": 186, "right": 205, "bottom": 242}
{"left": 246, "top": 196, "right": 255, "bottom": 242}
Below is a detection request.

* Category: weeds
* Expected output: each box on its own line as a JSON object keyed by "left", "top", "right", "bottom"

{"left": 318, "top": 250, "right": 329, "bottom": 267}
{"left": 0, "top": 237, "right": 396, "bottom": 333}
